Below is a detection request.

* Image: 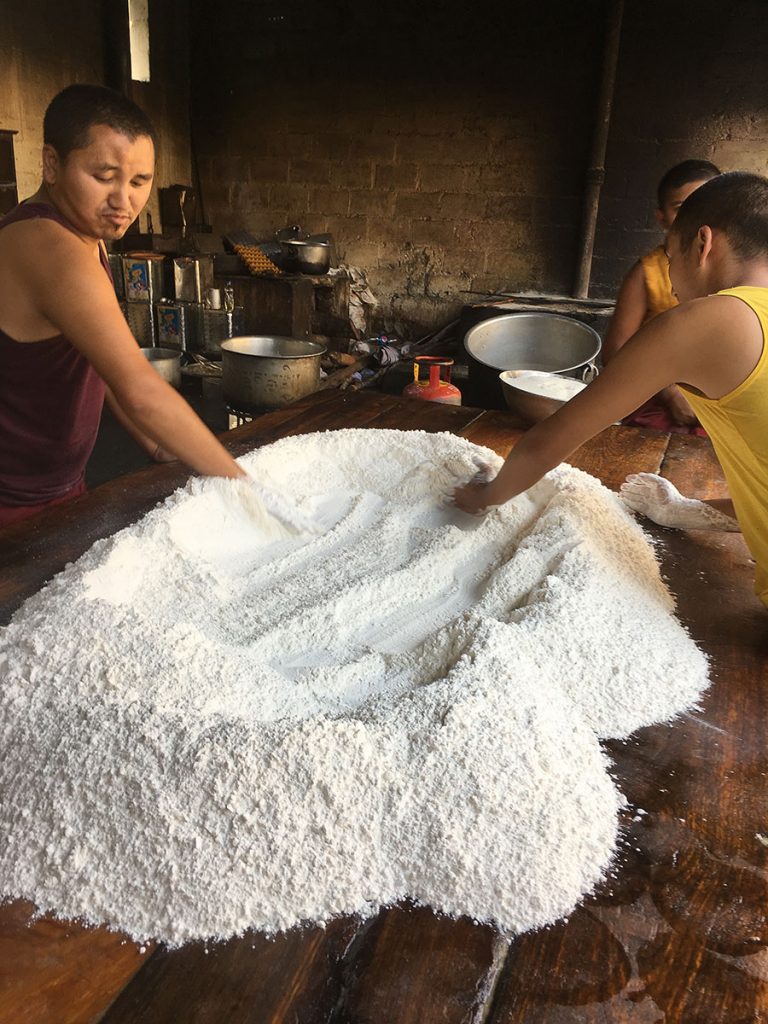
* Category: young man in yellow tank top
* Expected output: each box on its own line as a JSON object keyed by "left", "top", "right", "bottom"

{"left": 603, "top": 159, "right": 720, "bottom": 434}
{"left": 455, "top": 172, "right": 768, "bottom": 609}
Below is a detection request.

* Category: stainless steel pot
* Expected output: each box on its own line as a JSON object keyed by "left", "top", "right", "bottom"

{"left": 279, "top": 239, "right": 331, "bottom": 275}
{"left": 465, "top": 313, "right": 601, "bottom": 376}
{"left": 141, "top": 346, "right": 182, "bottom": 388}
{"left": 464, "top": 312, "right": 602, "bottom": 409}
{"left": 221, "top": 336, "right": 326, "bottom": 411}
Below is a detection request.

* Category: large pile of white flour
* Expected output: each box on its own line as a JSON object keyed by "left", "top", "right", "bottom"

{"left": 0, "top": 429, "right": 708, "bottom": 946}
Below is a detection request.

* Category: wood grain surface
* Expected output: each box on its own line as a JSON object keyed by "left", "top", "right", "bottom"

{"left": 0, "top": 391, "right": 766, "bottom": 1024}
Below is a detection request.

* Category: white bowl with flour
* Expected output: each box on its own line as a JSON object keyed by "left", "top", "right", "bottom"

{"left": 500, "top": 369, "right": 589, "bottom": 425}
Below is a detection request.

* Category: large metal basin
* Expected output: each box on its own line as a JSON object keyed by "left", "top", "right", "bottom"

{"left": 221, "top": 336, "right": 326, "bottom": 412}
{"left": 464, "top": 312, "right": 602, "bottom": 409}
{"left": 465, "top": 312, "right": 602, "bottom": 376}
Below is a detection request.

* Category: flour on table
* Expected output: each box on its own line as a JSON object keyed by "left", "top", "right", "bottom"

{"left": 0, "top": 428, "right": 709, "bottom": 946}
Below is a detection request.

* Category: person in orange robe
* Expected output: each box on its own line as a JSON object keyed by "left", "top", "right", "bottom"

{"left": 602, "top": 159, "right": 720, "bottom": 434}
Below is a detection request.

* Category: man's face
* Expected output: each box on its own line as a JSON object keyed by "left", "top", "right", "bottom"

{"left": 656, "top": 178, "right": 711, "bottom": 231}
{"left": 44, "top": 124, "right": 155, "bottom": 241}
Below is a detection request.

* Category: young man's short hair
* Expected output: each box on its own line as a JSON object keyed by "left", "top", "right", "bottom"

{"left": 657, "top": 160, "right": 721, "bottom": 209}
{"left": 671, "top": 171, "right": 768, "bottom": 260}
{"left": 43, "top": 84, "right": 156, "bottom": 160}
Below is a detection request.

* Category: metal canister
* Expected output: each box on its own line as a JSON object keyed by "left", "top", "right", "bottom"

{"left": 120, "top": 300, "right": 156, "bottom": 347}
{"left": 122, "top": 253, "right": 166, "bottom": 303}
{"left": 155, "top": 300, "right": 200, "bottom": 353}
{"left": 196, "top": 307, "right": 244, "bottom": 356}
{"left": 108, "top": 253, "right": 125, "bottom": 300}
{"left": 171, "top": 255, "right": 214, "bottom": 303}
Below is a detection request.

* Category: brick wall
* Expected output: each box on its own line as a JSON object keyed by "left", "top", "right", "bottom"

{"left": 3, "top": 1, "right": 767, "bottom": 335}
{"left": 0, "top": 0, "right": 104, "bottom": 200}
{"left": 190, "top": 0, "right": 768, "bottom": 334}
{"left": 190, "top": 0, "right": 603, "bottom": 333}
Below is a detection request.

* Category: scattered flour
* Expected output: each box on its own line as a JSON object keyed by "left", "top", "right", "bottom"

{"left": 0, "top": 429, "right": 709, "bottom": 946}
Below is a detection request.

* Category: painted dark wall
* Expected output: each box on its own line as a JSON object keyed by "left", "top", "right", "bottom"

{"left": 591, "top": 0, "right": 768, "bottom": 295}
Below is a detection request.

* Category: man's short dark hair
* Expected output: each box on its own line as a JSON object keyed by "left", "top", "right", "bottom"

{"left": 657, "top": 159, "right": 720, "bottom": 209}
{"left": 43, "top": 84, "right": 156, "bottom": 160}
{"left": 670, "top": 171, "right": 768, "bottom": 260}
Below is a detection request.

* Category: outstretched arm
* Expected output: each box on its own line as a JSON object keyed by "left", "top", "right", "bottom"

{"left": 27, "top": 223, "right": 244, "bottom": 480}
{"left": 602, "top": 260, "right": 697, "bottom": 426}
{"left": 104, "top": 387, "right": 176, "bottom": 462}
{"left": 454, "top": 294, "right": 763, "bottom": 514}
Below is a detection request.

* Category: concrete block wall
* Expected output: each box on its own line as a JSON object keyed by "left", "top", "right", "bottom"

{"left": 2, "top": 0, "right": 767, "bottom": 336}
{"left": 190, "top": 1, "right": 602, "bottom": 334}
{"left": 0, "top": 0, "right": 105, "bottom": 200}
{"left": 190, "top": 0, "right": 768, "bottom": 333}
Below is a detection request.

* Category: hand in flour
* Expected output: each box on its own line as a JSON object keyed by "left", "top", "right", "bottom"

{"left": 452, "top": 460, "right": 500, "bottom": 514}
{"left": 619, "top": 473, "right": 741, "bottom": 532}
{"left": 242, "top": 477, "right": 320, "bottom": 536}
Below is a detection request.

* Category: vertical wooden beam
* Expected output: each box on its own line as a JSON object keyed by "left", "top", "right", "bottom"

{"left": 573, "top": 0, "right": 624, "bottom": 299}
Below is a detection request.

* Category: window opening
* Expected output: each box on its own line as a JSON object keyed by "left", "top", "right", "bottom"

{"left": 128, "top": 0, "right": 150, "bottom": 82}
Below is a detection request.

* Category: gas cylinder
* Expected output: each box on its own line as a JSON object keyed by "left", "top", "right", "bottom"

{"left": 402, "top": 356, "right": 462, "bottom": 405}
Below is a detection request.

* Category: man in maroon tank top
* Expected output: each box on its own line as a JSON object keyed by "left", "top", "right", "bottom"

{"left": 0, "top": 84, "right": 245, "bottom": 526}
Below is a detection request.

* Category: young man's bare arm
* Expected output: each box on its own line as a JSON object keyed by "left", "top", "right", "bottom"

{"left": 601, "top": 261, "right": 647, "bottom": 361}
{"left": 602, "top": 260, "right": 697, "bottom": 426}
{"left": 104, "top": 387, "right": 175, "bottom": 462}
{"left": 454, "top": 295, "right": 763, "bottom": 513}
{"left": 24, "top": 223, "right": 244, "bottom": 480}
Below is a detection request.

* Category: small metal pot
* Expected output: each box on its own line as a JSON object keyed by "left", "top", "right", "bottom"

{"left": 141, "top": 346, "right": 182, "bottom": 388}
{"left": 221, "top": 336, "right": 326, "bottom": 412}
{"left": 279, "top": 239, "right": 331, "bottom": 275}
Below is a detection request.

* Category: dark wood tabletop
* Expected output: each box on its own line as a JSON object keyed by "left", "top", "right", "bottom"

{"left": 1, "top": 390, "right": 767, "bottom": 1024}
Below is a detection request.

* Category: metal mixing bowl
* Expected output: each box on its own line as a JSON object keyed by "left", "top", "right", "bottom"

{"left": 465, "top": 312, "right": 601, "bottom": 378}
{"left": 499, "top": 370, "right": 587, "bottom": 426}
{"left": 141, "top": 346, "right": 181, "bottom": 388}
{"left": 279, "top": 239, "right": 331, "bottom": 275}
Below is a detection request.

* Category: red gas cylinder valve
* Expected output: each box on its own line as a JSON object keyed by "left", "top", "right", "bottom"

{"left": 402, "top": 356, "right": 462, "bottom": 406}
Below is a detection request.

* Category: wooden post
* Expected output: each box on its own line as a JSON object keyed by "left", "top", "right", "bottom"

{"left": 573, "top": 0, "right": 624, "bottom": 299}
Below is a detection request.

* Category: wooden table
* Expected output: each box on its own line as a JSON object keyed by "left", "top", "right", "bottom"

{"left": 1, "top": 390, "right": 767, "bottom": 1024}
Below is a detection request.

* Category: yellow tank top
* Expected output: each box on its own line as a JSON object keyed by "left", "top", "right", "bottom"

{"left": 679, "top": 286, "right": 768, "bottom": 607}
{"left": 640, "top": 245, "right": 676, "bottom": 320}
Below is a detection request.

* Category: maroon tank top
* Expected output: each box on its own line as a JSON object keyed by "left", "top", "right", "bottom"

{"left": 0, "top": 202, "right": 109, "bottom": 507}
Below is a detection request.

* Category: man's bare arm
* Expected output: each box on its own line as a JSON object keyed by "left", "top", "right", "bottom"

{"left": 104, "top": 387, "right": 175, "bottom": 462}
{"left": 602, "top": 260, "right": 697, "bottom": 426}
{"left": 25, "top": 224, "right": 244, "bottom": 480}
{"left": 602, "top": 261, "right": 647, "bottom": 362}
{"left": 454, "top": 296, "right": 763, "bottom": 513}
